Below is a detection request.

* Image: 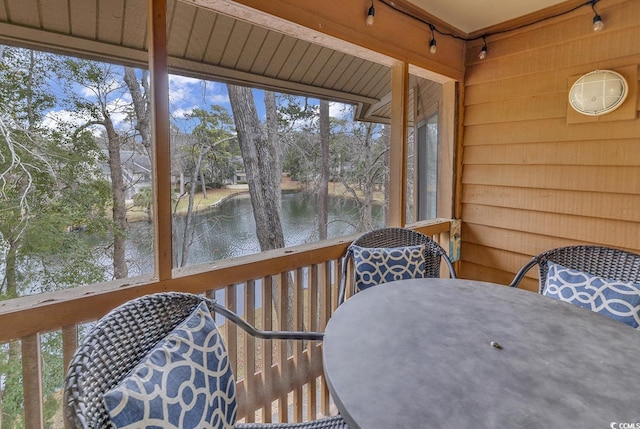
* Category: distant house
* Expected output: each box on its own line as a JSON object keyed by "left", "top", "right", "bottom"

{"left": 234, "top": 170, "right": 247, "bottom": 184}
{"left": 100, "top": 150, "right": 152, "bottom": 200}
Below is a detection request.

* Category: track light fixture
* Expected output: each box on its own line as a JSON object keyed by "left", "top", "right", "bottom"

{"left": 479, "top": 37, "right": 488, "bottom": 60}
{"left": 428, "top": 24, "right": 437, "bottom": 54}
{"left": 591, "top": 0, "right": 604, "bottom": 31}
{"left": 366, "top": 0, "right": 375, "bottom": 26}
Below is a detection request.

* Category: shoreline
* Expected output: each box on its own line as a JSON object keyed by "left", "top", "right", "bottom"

{"left": 126, "top": 180, "right": 383, "bottom": 223}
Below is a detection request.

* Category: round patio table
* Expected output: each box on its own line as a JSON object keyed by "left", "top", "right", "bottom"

{"left": 322, "top": 278, "right": 640, "bottom": 429}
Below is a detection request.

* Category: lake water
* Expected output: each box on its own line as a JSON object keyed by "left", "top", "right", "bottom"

{"left": 126, "top": 190, "right": 384, "bottom": 274}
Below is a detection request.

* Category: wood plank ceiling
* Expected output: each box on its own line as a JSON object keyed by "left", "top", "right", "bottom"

{"left": 0, "top": 0, "right": 392, "bottom": 122}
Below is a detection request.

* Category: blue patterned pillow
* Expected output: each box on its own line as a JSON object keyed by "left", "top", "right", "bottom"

{"left": 352, "top": 244, "right": 426, "bottom": 292}
{"left": 103, "top": 301, "right": 237, "bottom": 429}
{"left": 544, "top": 261, "right": 640, "bottom": 328}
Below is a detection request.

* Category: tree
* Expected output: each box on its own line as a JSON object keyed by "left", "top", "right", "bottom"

{"left": 278, "top": 95, "right": 319, "bottom": 185}
{"left": 0, "top": 46, "right": 111, "bottom": 428}
{"left": 227, "top": 85, "right": 285, "bottom": 252}
{"left": 133, "top": 187, "right": 153, "bottom": 223}
{"left": 318, "top": 100, "right": 330, "bottom": 240}
{"left": 123, "top": 67, "right": 151, "bottom": 157}
{"left": 56, "top": 60, "right": 133, "bottom": 279}
{"left": 280, "top": 100, "right": 387, "bottom": 233}
{"left": 332, "top": 109, "right": 387, "bottom": 232}
{"left": 174, "top": 106, "right": 235, "bottom": 267}
{"left": 227, "top": 86, "right": 299, "bottom": 331}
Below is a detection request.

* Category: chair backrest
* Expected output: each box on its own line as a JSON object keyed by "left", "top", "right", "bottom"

{"left": 64, "top": 292, "right": 223, "bottom": 428}
{"left": 64, "top": 292, "right": 325, "bottom": 429}
{"left": 338, "top": 227, "right": 456, "bottom": 304}
{"left": 509, "top": 245, "right": 640, "bottom": 293}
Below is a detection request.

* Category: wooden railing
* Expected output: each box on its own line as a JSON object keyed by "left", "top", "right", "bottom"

{"left": 0, "top": 220, "right": 454, "bottom": 428}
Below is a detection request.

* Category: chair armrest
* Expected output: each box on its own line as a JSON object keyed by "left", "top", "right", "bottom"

{"left": 208, "top": 299, "right": 324, "bottom": 341}
{"left": 509, "top": 258, "right": 538, "bottom": 288}
{"left": 337, "top": 248, "right": 354, "bottom": 305}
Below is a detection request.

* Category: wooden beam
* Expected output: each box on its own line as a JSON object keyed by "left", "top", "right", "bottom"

{"left": 147, "top": 0, "right": 173, "bottom": 280}
{"left": 388, "top": 61, "right": 408, "bottom": 226}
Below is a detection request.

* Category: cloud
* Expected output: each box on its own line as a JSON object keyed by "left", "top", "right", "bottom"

{"left": 42, "top": 109, "right": 102, "bottom": 137}
{"left": 329, "top": 102, "right": 353, "bottom": 120}
{"left": 168, "top": 75, "right": 230, "bottom": 107}
{"left": 210, "top": 93, "right": 230, "bottom": 104}
{"left": 169, "top": 74, "right": 202, "bottom": 88}
{"left": 172, "top": 107, "right": 195, "bottom": 120}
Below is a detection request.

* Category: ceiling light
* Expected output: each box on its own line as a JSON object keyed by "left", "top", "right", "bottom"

{"left": 591, "top": 0, "right": 604, "bottom": 31}
{"left": 429, "top": 38, "right": 437, "bottom": 54}
{"left": 479, "top": 38, "right": 488, "bottom": 60}
{"left": 592, "top": 13, "right": 604, "bottom": 31}
{"left": 366, "top": 1, "right": 375, "bottom": 26}
{"left": 429, "top": 25, "right": 437, "bottom": 54}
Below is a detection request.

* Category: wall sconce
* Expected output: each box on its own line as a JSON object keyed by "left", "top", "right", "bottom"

{"left": 568, "top": 70, "right": 628, "bottom": 116}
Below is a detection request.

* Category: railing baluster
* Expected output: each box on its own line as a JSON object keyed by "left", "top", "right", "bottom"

{"left": 307, "top": 264, "right": 319, "bottom": 420}
{"left": 62, "top": 325, "right": 78, "bottom": 428}
{"left": 320, "top": 260, "right": 334, "bottom": 416}
{"left": 293, "top": 267, "right": 304, "bottom": 421}
{"left": 244, "top": 279, "right": 256, "bottom": 422}
{"left": 262, "top": 275, "right": 274, "bottom": 423}
{"left": 225, "top": 284, "right": 238, "bottom": 378}
{"left": 22, "top": 334, "right": 44, "bottom": 429}
{"left": 278, "top": 271, "right": 289, "bottom": 422}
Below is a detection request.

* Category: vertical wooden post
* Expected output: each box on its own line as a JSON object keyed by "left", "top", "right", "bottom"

{"left": 261, "top": 276, "right": 274, "bottom": 423}
{"left": 307, "top": 264, "right": 318, "bottom": 421}
{"left": 278, "top": 272, "right": 289, "bottom": 422}
{"left": 389, "top": 61, "right": 409, "bottom": 227}
{"left": 292, "top": 268, "right": 304, "bottom": 422}
{"left": 320, "top": 261, "right": 333, "bottom": 416}
{"left": 147, "top": 0, "right": 173, "bottom": 280}
{"left": 22, "top": 335, "right": 43, "bottom": 429}
{"left": 244, "top": 280, "right": 256, "bottom": 422}
{"left": 62, "top": 325, "right": 78, "bottom": 429}
{"left": 226, "top": 284, "right": 238, "bottom": 376}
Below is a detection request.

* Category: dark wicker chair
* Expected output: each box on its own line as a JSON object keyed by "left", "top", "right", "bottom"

{"left": 509, "top": 245, "right": 640, "bottom": 293}
{"left": 338, "top": 227, "right": 456, "bottom": 304}
{"left": 64, "top": 292, "right": 348, "bottom": 429}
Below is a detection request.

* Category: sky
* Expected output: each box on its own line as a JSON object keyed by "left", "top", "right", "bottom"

{"left": 36, "top": 53, "right": 354, "bottom": 141}
{"left": 42, "top": 69, "right": 352, "bottom": 138}
{"left": 167, "top": 74, "right": 351, "bottom": 133}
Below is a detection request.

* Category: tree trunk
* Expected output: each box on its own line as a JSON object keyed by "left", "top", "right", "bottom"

{"left": 2, "top": 243, "right": 21, "bottom": 429}
{"left": 200, "top": 170, "right": 208, "bottom": 199}
{"left": 103, "top": 116, "right": 128, "bottom": 279}
{"left": 264, "top": 90, "right": 283, "bottom": 224}
{"left": 123, "top": 67, "right": 151, "bottom": 155}
{"left": 383, "top": 124, "right": 391, "bottom": 224}
{"left": 228, "top": 85, "right": 295, "bottom": 331}
{"left": 179, "top": 148, "right": 205, "bottom": 267}
{"left": 361, "top": 123, "right": 375, "bottom": 230}
{"left": 227, "top": 85, "right": 284, "bottom": 251}
{"left": 262, "top": 90, "right": 295, "bottom": 329}
{"left": 318, "top": 100, "right": 330, "bottom": 240}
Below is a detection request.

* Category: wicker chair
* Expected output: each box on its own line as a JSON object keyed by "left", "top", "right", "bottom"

{"left": 509, "top": 245, "right": 640, "bottom": 293}
{"left": 64, "top": 292, "right": 348, "bottom": 429}
{"left": 338, "top": 227, "right": 456, "bottom": 304}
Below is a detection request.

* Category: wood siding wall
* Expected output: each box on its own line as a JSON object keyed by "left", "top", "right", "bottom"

{"left": 460, "top": 0, "right": 640, "bottom": 291}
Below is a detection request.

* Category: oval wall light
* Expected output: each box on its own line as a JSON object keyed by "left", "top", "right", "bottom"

{"left": 568, "top": 70, "right": 628, "bottom": 116}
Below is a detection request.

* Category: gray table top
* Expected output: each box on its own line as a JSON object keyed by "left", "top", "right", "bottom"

{"left": 322, "top": 278, "right": 640, "bottom": 429}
